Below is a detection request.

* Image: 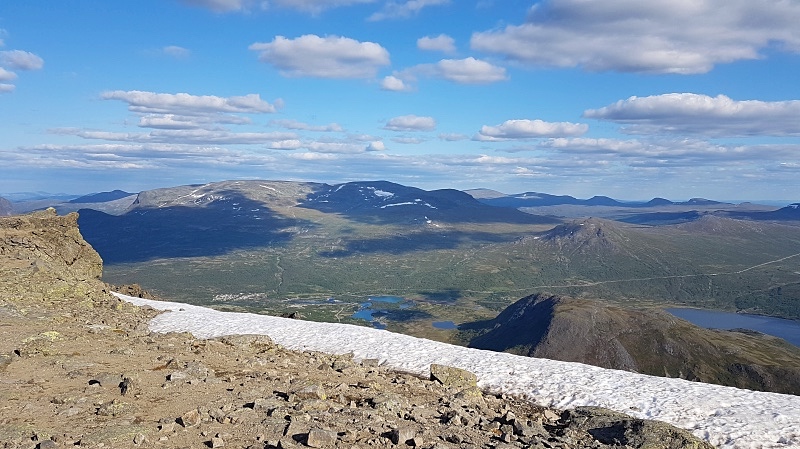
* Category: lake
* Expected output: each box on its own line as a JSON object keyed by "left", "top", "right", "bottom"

{"left": 667, "top": 308, "right": 800, "bottom": 347}
{"left": 351, "top": 295, "right": 406, "bottom": 329}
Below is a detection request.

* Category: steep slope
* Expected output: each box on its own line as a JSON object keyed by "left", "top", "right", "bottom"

{"left": 0, "top": 196, "right": 12, "bottom": 216}
{"left": 462, "top": 293, "right": 800, "bottom": 394}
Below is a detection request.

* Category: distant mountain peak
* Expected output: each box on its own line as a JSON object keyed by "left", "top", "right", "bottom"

{"left": 539, "top": 218, "right": 621, "bottom": 251}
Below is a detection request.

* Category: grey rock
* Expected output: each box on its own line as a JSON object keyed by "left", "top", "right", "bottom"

{"left": 390, "top": 426, "right": 416, "bottom": 445}
{"left": 306, "top": 428, "right": 337, "bottom": 447}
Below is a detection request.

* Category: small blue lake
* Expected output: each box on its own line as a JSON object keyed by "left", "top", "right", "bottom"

{"left": 667, "top": 308, "right": 800, "bottom": 347}
{"left": 352, "top": 296, "right": 407, "bottom": 329}
{"left": 432, "top": 321, "right": 458, "bottom": 330}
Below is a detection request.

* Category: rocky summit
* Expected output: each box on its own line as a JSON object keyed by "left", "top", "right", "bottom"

{"left": 0, "top": 209, "right": 712, "bottom": 449}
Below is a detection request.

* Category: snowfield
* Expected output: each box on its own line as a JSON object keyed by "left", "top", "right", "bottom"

{"left": 116, "top": 293, "right": 800, "bottom": 449}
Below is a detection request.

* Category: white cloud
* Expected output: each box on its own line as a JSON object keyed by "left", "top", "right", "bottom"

{"left": 476, "top": 119, "right": 588, "bottom": 141}
{"left": 52, "top": 127, "right": 298, "bottom": 146}
{"left": 273, "top": 0, "right": 376, "bottom": 14}
{"left": 305, "top": 141, "right": 368, "bottom": 154}
{"left": 101, "top": 90, "right": 279, "bottom": 115}
{"left": 271, "top": 119, "right": 343, "bottom": 132}
{"left": 268, "top": 139, "right": 303, "bottom": 150}
{"left": 0, "top": 67, "right": 17, "bottom": 82}
{"left": 417, "top": 34, "right": 455, "bottom": 53}
{"left": 0, "top": 83, "right": 14, "bottom": 93}
{"left": 471, "top": 0, "right": 800, "bottom": 74}
{"left": 249, "top": 35, "right": 390, "bottom": 79}
{"left": 438, "top": 133, "right": 468, "bottom": 141}
{"left": 380, "top": 75, "right": 412, "bottom": 92}
{"left": 0, "top": 50, "right": 44, "bottom": 70}
{"left": 384, "top": 114, "right": 437, "bottom": 131}
{"left": 366, "top": 141, "right": 386, "bottom": 151}
{"left": 138, "top": 113, "right": 251, "bottom": 129}
{"left": 392, "top": 137, "right": 425, "bottom": 144}
{"left": 163, "top": 45, "right": 191, "bottom": 59}
{"left": 434, "top": 57, "right": 506, "bottom": 84}
{"left": 584, "top": 93, "right": 800, "bottom": 137}
{"left": 368, "top": 0, "right": 450, "bottom": 21}
{"left": 179, "top": 0, "right": 249, "bottom": 12}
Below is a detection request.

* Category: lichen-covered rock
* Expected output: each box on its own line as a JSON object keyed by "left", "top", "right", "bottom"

{"left": 430, "top": 363, "right": 478, "bottom": 389}
{"left": 0, "top": 208, "right": 112, "bottom": 305}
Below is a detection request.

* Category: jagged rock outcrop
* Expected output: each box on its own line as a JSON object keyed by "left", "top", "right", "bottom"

{"left": 0, "top": 211, "right": 713, "bottom": 448}
{"left": 0, "top": 208, "right": 112, "bottom": 305}
{"left": 462, "top": 293, "right": 800, "bottom": 394}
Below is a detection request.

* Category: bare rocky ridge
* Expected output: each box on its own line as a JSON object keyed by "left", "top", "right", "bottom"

{"left": 0, "top": 210, "right": 713, "bottom": 449}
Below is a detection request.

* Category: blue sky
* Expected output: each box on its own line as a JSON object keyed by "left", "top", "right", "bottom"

{"left": 2, "top": 0, "right": 800, "bottom": 201}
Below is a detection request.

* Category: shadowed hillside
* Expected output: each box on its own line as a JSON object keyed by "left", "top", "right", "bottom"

{"left": 461, "top": 293, "right": 800, "bottom": 394}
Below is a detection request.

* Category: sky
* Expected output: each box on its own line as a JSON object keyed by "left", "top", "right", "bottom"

{"left": 1, "top": 0, "right": 800, "bottom": 201}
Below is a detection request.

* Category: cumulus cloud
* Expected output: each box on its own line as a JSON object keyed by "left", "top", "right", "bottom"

{"left": 384, "top": 114, "right": 437, "bottom": 131}
{"left": 0, "top": 67, "right": 17, "bottom": 82}
{"left": 417, "top": 34, "right": 456, "bottom": 53}
{"left": 271, "top": 119, "right": 343, "bottom": 132}
{"left": 381, "top": 75, "right": 412, "bottom": 92}
{"left": 249, "top": 35, "right": 390, "bottom": 78}
{"left": 470, "top": 0, "right": 800, "bottom": 74}
{"left": 0, "top": 49, "right": 44, "bottom": 92}
{"left": 368, "top": 0, "right": 450, "bottom": 21}
{"left": 476, "top": 119, "right": 588, "bottom": 141}
{"left": 434, "top": 57, "right": 506, "bottom": 84}
{"left": 0, "top": 50, "right": 44, "bottom": 70}
{"left": 583, "top": 93, "right": 800, "bottom": 137}
{"left": 366, "top": 141, "right": 386, "bottom": 151}
{"left": 163, "top": 45, "right": 191, "bottom": 59}
{"left": 101, "top": 90, "right": 279, "bottom": 115}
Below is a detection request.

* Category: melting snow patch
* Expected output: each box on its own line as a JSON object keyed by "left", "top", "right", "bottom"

{"left": 366, "top": 187, "right": 395, "bottom": 198}
{"left": 115, "top": 293, "right": 800, "bottom": 449}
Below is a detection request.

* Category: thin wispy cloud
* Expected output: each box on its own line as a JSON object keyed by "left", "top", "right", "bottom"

{"left": 384, "top": 115, "right": 437, "bottom": 132}
{"left": 162, "top": 45, "right": 191, "bottom": 59}
{"left": 368, "top": 0, "right": 450, "bottom": 21}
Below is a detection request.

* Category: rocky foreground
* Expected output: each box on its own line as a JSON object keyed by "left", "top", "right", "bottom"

{"left": 0, "top": 209, "right": 712, "bottom": 449}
